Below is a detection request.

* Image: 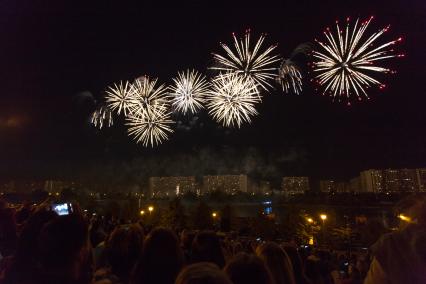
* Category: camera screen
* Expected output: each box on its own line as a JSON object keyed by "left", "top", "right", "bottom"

{"left": 53, "top": 203, "right": 71, "bottom": 216}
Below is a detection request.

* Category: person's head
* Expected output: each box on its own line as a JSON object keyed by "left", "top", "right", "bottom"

{"left": 282, "top": 244, "right": 308, "bottom": 284}
{"left": 224, "top": 252, "right": 273, "bottom": 284}
{"left": 181, "top": 229, "right": 196, "bottom": 251}
{"left": 132, "top": 227, "right": 184, "bottom": 284}
{"left": 304, "top": 257, "right": 322, "bottom": 283}
{"left": 16, "top": 209, "right": 58, "bottom": 261}
{"left": 175, "top": 262, "right": 232, "bottom": 284}
{"left": 37, "top": 214, "right": 91, "bottom": 284}
{"left": 191, "top": 231, "right": 225, "bottom": 268}
{"left": 2, "top": 209, "right": 58, "bottom": 284}
{"left": 256, "top": 242, "right": 296, "bottom": 284}
{"left": 106, "top": 224, "right": 144, "bottom": 282}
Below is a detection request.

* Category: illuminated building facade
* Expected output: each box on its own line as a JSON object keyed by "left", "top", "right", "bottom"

{"left": 281, "top": 177, "right": 310, "bottom": 195}
{"left": 319, "top": 180, "right": 336, "bottom": 193}
{"left": 202, "top": 175, "right": 247, "bottom": 194}
{"left": 360, "top": 168, "right": 423, "bottom": 193}
{"left": 149, "top": 176, "right": 196, "bottom": 198}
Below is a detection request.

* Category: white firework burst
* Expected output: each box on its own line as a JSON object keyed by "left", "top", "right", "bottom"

{"left": 206, "top": 73, "right": 261, "bottom": 128}
{"left": 129, "top": 75, "right": 169, "bottom": 116}
{"left": 126, "top": 105, "right": 174, "bottom": 147}
{"left": 169, "top": 70, "right": 210, "bottom": 115}
{"left": 312, "top": 16, "right": 403, "bottom": 102}
{"left": 211, "top": 30, "right": 281, "bottom": 92}
{"left": 91, "top": 106, "right": 113, "bottom": 129}
{"left": 278, "top": 59, "right": 303, "bottom": 94}
{"left": 105, "top": 80, "right": 134, "bottom": 116}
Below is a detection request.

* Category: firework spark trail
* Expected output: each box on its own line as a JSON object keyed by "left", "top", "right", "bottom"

{"left": 206, "top": 73, "right": 261, "bottom": 128}
{"left": 211, "top": 31, "right": 281, "bottom": 92}
{"left": 278, "top": 59, "right": 303, "bottom": 94}
{"left": 91, "top": 106, "right": 113, "bottom": 129}
{"left": 126, "top": 105, "right": 174, "bottom": 147}
{"left": 105, "top": 80, "right": 135, "bottom": 116}
{"left": 312, "top": 16, "right": 403, "bottom": 102}
{"left": 129, "top": 75, "right": 169, "bottom": 117}
{"left": 169, "top": 70, "right": 210, "bottom": 115}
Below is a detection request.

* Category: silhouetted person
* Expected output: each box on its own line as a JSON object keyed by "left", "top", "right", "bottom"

{"left": 224, "top": 252, "right": 273, "bottom": 284}
{"left": 0, "top": 203, "right": 17, "bottom": 258}
{"left": 256, "top": 242, "right": 296, "bottom": 284}
{"left": 1, "top": 209, "right": 58, "bottom": 284}
{"left": 36, "top": 214, "right": 92, "bottom": 284}
{"left": 282, "top": 244, "right": 312, "bottom": 284}
{"left": 180, "top": 229, "right": 196, "bottom": 264}
{"left": 175, "top": 262, "right": 232, "bottom": 284}
{"left": 95, "top": 224, "right": 144, "bottom": 283}
{"left": 364, "top": 195, "right": 426, "bottom": 284}
{"left": 131, "top": 227, "right": 184, "bottom": 284}
{"left": 191, "top": 231, "right": 225, "bottom": 268}
{"left": 304, "top": 257, "right": 324, "bottom": 284}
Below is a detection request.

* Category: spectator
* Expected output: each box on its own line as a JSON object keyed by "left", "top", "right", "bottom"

{"left": 224, "top": 252, "right": 274, "bottom": 284}
{"left": 0, "top": 204, "right": 17, "bottom": 258}
{"left": 94, "top": 224, "right": 144, "bottom": 283}
{"left": 1, "top": 209, "right": 58, "bottom": 284}
{"left": 364, "top": 194, "right": 426, "bottom": 284}
{"left": 175, "top": 262, "right": 232, "bottom": 284}
{"left": 37, "top": 214, "right": 92, "bottom": 284}
{"left": 191, "top": 231, "right": 225, "bottom": 268}
{"left": 131, "top": 227, "right": 184, "bottom": 284}
{"left": 256, "top": 242, "right": 296, "bottom": 284}
{"left": 282, "top": 244, "right": 312, "bottom": 284}
{"left": 180, "top": 229, "right": 196, "bottom": 264}
{"left": 304, "top": 256, "right": 325, "bottom": 284}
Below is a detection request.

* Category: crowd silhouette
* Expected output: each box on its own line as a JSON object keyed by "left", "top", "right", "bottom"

{"left": 0, "top": 195, "right": 425, "bottom": 284}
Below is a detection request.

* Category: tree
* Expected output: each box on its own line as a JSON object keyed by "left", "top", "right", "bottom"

{"left": 161, "top": 198, "right": 187, "bottom": 230}
{"left": 191, "top": 201, "right": 212, "bottom": 230}
{"left": 221, "top": 204, "right": 232, "bottom": 232}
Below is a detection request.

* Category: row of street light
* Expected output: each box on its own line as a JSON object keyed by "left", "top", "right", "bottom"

{"left": 140, "top": 205, "right": 154, "bottom": 216}
{"left": 306, "top": 213, "right": 327, "bottom": 224}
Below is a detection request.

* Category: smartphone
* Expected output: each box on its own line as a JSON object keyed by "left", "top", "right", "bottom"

{"left": 52, "top": 203, "right": 73, "bottom": 216}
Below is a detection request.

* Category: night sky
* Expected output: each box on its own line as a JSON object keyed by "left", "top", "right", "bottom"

{"left": 1, "top": 0, "right": 425, "bottom": 185}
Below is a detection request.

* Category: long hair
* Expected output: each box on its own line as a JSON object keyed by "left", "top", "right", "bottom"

{"left": 256, "top": 242, "right": 296, "bottom": 284}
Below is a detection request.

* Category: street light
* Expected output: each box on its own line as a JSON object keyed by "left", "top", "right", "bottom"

{"left": 398, "top": 214, "right": 411, "bottom": 222}
{"left": 320, "top": 214, "right": 327, "bottom": 246}
{"left": 148, "top": 206, "right": 154, "bottom": 213}
{"left": 212, "top": 212, "right": 217, "bottom": 218}
{"left": 307, "top": 218, "right": 313, "bottom": 223}
{"left": 140, "top": 210, "right": 145, "bottom": 216}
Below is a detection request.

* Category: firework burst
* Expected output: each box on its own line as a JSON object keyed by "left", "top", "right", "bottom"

{"left": 169, "top": 70, "right": 210, "bottom": 115}
{"left": 105, "top": 80, "right": 134, "bottom": 116}
{"left": 312, "top": 16, "right": 403, "bottom": 102}
{"left": 129, "top": 75, "right": 169, "bottom": 116}
{"left": 206, "top": 73, "right": 261, "bottom": 128}
{"left": 91, "top": 106, "right": 113, "bottom": 129}
{"left": 211, "top": 30, "right": 281, "bottom": 91}
{"left": 278, "top": 59, "right": 303, "bottom": 94}
{"left": 126, "top": 105, "right": 174, "bottom": 147}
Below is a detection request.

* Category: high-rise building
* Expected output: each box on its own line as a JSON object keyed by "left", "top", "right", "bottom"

{"left": 417, "top": 168, "right": 426, "bottom": 192}
{"left": 149, "top": 176, "right": 196, "bottom": 198}
{"left": 360, "top": 168, "right": 422, "bottom": 193}
{"left": 360, "top": 169, "right": 383, "bottom": 193}
{"left": 44, "top": 180, "right": 78, "bottom": 193}
{"left": 202, "top": 175, "right": 247, "bottom": 194}
{"left": 282, "top": 177, "right": 310, "bottom": 195}
{"left": 385, "top": 168, "right": 419, "bottom": 193}
{"left": 319, "top": 180, "right": 336, "bottom": 193}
